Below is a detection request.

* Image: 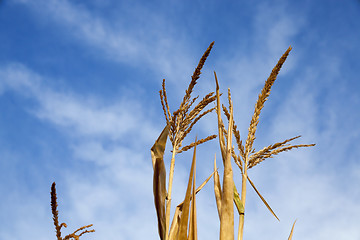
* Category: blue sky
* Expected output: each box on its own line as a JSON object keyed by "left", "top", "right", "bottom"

{"left": 0, "top": 0, "right": 360, "bottom": 239}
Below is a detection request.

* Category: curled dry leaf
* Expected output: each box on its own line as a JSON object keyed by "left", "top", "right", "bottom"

{"left": 151, "top": 125, "right": 170, "bottom": 240}
{"left": 151, "top": 125, "right": 170, "bottom": 169}
{"left": 154, "top": 158, "right": 167, "bottom": 240}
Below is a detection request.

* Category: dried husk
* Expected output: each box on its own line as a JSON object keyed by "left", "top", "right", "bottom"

{"left": 151, "top": 125, "right": 170, "bottom": 240}
{"left": 220, "top": 99, "right": 234, "bottom": 240}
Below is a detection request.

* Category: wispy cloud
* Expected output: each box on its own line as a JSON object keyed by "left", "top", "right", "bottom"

{"left": 13, "top": 0, "right": 194, "bottom": 85}
{"left": 0, "top": 63, "right": 157, "bottom": 142}
{"left": 0, "top": 62, "right": 162, "bottom": 239}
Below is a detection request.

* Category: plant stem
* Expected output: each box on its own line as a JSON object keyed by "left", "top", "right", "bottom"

{"left": 165, "top": 145, "right": 177, "bottom": 240}
{"left": 238, "top": 162, "right": 248, "bottom": 240}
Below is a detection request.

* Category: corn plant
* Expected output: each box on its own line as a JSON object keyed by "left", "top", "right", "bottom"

{"left": 47, "top": 42, "right": 314, "bottom": 240}
{"left": 151, "top": 43, "right": 315, "bottom": 240}
{"left": 152, "top": 42, "right": 219, "bottom": 240}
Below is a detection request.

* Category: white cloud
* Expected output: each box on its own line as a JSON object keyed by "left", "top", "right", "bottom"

{"left": 253, "top": 1, "right": 305, "bottom": 56}
{"left": 211, "top": 4, "right": 304, "bottom": 133}
{"left": 0, "top": 63, "right": 158, "bottom": 142}
{"left": 14, "top": 0, "right": 195, "bottom": 86}
{"left": 0, "top": 63, "right": 41, "bottom": 96}
{"left": 0, "top": 63, "right": 163, "bottom": 239}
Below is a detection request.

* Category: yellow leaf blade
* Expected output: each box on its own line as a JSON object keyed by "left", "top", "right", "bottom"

{"left": 188, "top": 153, "right": 197, "bottom": 240}
{"left": 195, "top": 171, "right": 215, "bottom": 195}
{"left": 247, "top": 175, "right": 279, "bottom": 221}
{"left": 288, "top": 220, "right": 297, "bottom": 240}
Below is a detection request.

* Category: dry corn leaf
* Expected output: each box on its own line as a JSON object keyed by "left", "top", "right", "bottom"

{"left": 247, "top": 175, "right": 279, "bottom": 221}
{"left": 151, "top": 125, "right": 170, "bottom": 169}
{"left": 214, "top": 157, "right": 244, "bottom": 218}
{"left": 178, "top": 142, "right": 197, "bottom": 240}
{"left": 214, "top": 72, "right": 226, "bottom": 161}
{"left": 220, "top": 102, "right": 234, "bottom": 240}
{"left": 169, "top": 206, "right": 182, "bottom": 240}
{"left": 176, "top": 171, "right": 215, "bottom": 209}
{"left": 195, "top": 171, "right": 215, "bottom": 194}
{"left": 169, "top": 171, "right": 214, "bottom": 240}
{"left": 288, "top": 220, "right": 297, "bottom": 240}
{"left": 151, "top": 125, "right": 170, "bottom": 240}
{"left": 214, "top": 74, "right": 244, "bottom": 218}
{"left": 153, "top": 158, "right": 167, "bottom": 240}
{"left": 188, "top": 153, "right": 197, "bottom": 240}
